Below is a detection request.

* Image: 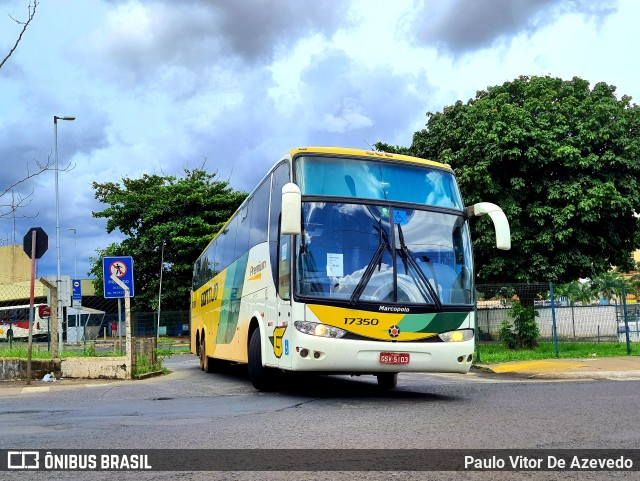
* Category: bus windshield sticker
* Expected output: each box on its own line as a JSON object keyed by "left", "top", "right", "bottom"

{"left": 393, "top": 210, "right": 407, "bottom": 225}
{"left": 326, "top": 253, "right": 344, "bottom": 277}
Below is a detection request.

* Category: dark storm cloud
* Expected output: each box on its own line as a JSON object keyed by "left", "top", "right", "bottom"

{"left": 208, "top": 0, "right": 345, "bottom": 61}
{"left": 410, "top": 0, "right": 619, "bottom": 55}
{"left": 94, "top": 0, "right": 348, "bottom": 86}
{"left": 0, "top": 91, "right": 110, "bottom": 263}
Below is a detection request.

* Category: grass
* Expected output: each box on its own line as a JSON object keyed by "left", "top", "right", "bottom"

{"left": 476, "top": 341, "right": 638, "bottom": 364}
{"left": 132, "top": 352, "right": 167, "bottom": 377}
{"left": 0, "top": 336, "right": 191, "bottom": 359}
{"left": 0, "top": 344, "right": 124, "bottom": 359}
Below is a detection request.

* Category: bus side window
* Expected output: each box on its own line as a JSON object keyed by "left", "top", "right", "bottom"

{"left": 270, "top": 162, "right": 290, "bottom": 288}
{"left": 249, "top": 178, "right": 270, "bottom": 248}
{"left": 278, "top": 235, "right": 291, "bottom": 300}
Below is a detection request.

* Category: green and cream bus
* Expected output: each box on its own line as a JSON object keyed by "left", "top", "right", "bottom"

{"left": 191, "top": 147, "right": 510, "bottom": 390}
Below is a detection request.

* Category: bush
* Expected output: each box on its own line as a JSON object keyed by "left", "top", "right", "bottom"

{"left": 498, "top": 301, "right": 540, "bottom": 349}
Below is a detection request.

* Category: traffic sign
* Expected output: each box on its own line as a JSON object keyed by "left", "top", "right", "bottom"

{"left": 72, "top": 279, "right": 82, "bottom": 307}
{"left": 38, "top": 305, "right": 51, "bottom": 318}
{"left": 23, "top": 227, "right": 48, "bottom": 259}
{"left": 102, "top": 256, "right": 135, "bottom": 298}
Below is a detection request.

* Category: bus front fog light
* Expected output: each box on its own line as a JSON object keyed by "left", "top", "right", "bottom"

{"left": 300, "top": 348, "right": 309, "bottom": 358}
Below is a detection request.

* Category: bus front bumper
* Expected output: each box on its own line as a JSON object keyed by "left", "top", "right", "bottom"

{"left": 287, "top": 336, "right": 475, "bottom": 374}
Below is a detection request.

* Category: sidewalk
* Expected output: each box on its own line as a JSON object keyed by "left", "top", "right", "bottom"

{"left": 474, "top": 356, "right": 640, "bottom": 380}
{"left": 0, "top": 377, "right": 127, "bottom": 397}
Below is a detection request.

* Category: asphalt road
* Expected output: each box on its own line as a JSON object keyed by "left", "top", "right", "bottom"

{"left": 1, "top": 355, "right": 639, "bottom": 480}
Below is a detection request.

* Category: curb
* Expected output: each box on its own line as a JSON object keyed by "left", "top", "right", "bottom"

{"left": 133, "top": 370, "right": 165, "bottom": 380}
{"left": 528, "top": 370, "right": 640, "bottom": 380}
{"left": 471, "top": 364, "right": 495, "bottom": 373}
{"left": 471, "top": 363, "right": 640, "bottom": 381}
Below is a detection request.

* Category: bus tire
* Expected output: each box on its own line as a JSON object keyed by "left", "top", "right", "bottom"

{"left": 376, "top": 372, "right": 398, "bottom": 390}
{"left": 199, "top": 338, "right": 206, "bottom": 371}
{"left": 248, "top": 329, "right": 277, "bottom": 392}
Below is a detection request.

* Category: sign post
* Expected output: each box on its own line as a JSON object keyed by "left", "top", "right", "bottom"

{"left": 103, "top": 256, "right": 135, "bottom": 378}
{"left": 40, "top": 278, "right": 58, "bottom": 358}
{"left": 110, "top": 275, "right": 134, "bottom": 378}
{"left": 23, "top": 227, "right": 48, "bottom": 385}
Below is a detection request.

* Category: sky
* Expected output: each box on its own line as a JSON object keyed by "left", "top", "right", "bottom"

{"left": 0, "top": 0, "right": 638, "bottom": 281}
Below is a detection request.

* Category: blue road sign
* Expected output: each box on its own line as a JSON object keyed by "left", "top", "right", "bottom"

{"left": 72, "top": 279, "right": 82, "bottom": 299}
{"left": 72, "top": 279, "right": 82, "bottom": 307}
{"left": 103, "top": 256, "right": 135, "bottom": 298}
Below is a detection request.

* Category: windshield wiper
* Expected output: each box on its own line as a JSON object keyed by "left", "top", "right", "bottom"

{"left": 397, "top": 224, "right": 443, "bottom": 310}
{"left": 350, "top": 224, "right": 390, "bottom": 306}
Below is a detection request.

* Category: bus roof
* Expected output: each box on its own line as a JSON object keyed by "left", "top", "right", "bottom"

{"left": 287, "top": 146, "right": 453, "bottom": 172}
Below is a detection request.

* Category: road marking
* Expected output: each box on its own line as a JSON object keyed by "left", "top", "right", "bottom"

{"left": 21, "top": 387, "right": 49, "bottom": 393}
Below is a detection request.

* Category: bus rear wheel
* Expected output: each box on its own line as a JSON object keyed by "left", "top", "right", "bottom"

{"left": 248, "top": 329, "right": 278, "bottom": 392}
{"left": 376, "top": 372, "right": 398, "bottom": 390}
{"left": 199, "top": 338, "right": 206, "bottom": 371}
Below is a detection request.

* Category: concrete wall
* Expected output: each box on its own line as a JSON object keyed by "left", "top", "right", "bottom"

{"left": 0, "top": 358, "right": 62, "bottom": 381}
{"left": 0, "top": 357, "right": 130, "bottom": 380}
{"left": 61, "top": 357, "right": 130, "bottom": 380}
{"left": 476, "top": 305, "right": 620, "bottom": 340}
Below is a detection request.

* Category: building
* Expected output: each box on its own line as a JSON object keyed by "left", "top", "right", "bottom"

{"left": 0, "top": 245, "right": 31, "bottom": 283}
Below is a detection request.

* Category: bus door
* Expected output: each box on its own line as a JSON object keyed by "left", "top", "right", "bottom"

{"left": 275, "top": 234, "right": 292, "bottom": 369}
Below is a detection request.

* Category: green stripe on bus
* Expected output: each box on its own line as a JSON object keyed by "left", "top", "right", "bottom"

{"left": 216, "top": 253, "right": 249, "bottom": 344}
{"left": 398, "top": 312, "right": 468, "bottom": 334}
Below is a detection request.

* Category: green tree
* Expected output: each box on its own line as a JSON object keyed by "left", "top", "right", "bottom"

{"left": 591, "top": 271, "right": 625, "bottom": 304}
{"left": 378, "top": 75, "right": 640, "bottom": 284}
{"left": 498, "top": 301, "right": 539, "bottom": 349}
{"left": 628, "top": 272, "right": 640, "bottom": 300}
{"left": 89, "top": 169, "right": 247, "bottom": 311}
{"left": 555, "top": 280, "right": 595, "bottom": 306}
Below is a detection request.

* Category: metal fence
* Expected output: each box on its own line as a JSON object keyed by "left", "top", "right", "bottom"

{"left": 4, "top": 279, "right": 638, "bottom": 354}
{"left": 476, "top": 283, "right": 640, "bottom": 344}
{"left": 0, "top": 280, "right": 190, "bottom": 354}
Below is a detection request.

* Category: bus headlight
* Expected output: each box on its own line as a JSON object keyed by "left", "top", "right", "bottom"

{"left": 295, "top": 321, "right": 346, "bottom": 339}
{"left": 438, "top": 329, "right": 474, "bottom": 342}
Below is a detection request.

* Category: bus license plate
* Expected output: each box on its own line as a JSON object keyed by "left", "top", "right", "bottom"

{"left": 379, "top": 352, "right": 410, "bottom": 365}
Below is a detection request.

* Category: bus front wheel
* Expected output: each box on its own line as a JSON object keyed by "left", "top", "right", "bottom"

{"left": 248, "top": 329, "right": 278, "bottom": 392}
{"left": 376, "top": 372, "right": 398, "bottom": 390}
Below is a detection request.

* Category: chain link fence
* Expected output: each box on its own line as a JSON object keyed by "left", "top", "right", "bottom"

{"left": 0, "top": 280, "right": 190, "bottom": 355}
{"left": 476, "top": 283, "right": 640, "bottom": 344}
{"left": 3, "top": 278, "right": 638, "bottom": 358}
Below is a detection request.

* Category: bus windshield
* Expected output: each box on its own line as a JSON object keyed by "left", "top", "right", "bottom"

{"left": 295, "top": 202, "right": 473, "bottom": 306}
{"left": 295, "top": 155, "right": 463, "bottom": 209}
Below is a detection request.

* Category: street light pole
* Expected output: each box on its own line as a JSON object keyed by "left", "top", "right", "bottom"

{"left": 67, "top": 228, "right": 77, "bottom": 279}
{"left": 54, "top": 115, "right": 75, "bottom": 355}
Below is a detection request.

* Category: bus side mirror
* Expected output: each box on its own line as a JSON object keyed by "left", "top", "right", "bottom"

{"left": 281, "top": 183, "right": 302, "bottom": 235}
{"left": 465, "top": 202, "right": 511, "bottom": 250}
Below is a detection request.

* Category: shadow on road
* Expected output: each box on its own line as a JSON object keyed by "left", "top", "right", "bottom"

{"left": 189, "top": 359, "right": 459, "bottom": 402}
